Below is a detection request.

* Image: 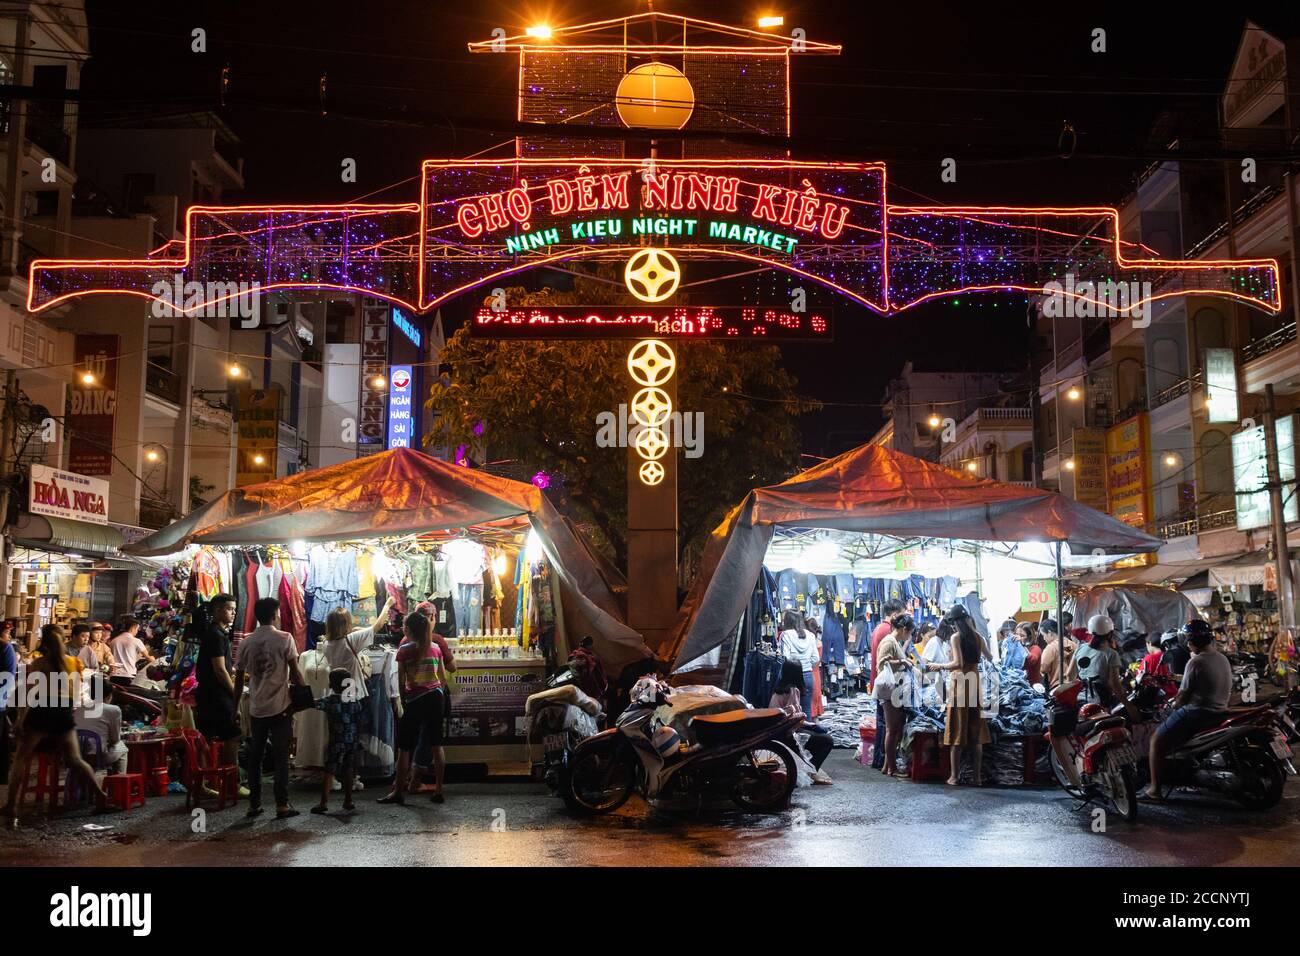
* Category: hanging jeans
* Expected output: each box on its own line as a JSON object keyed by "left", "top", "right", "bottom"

{"left": 247, "top": 710, "right": 293, "bottom": 809}
{"left": 453, "top": 583, "right": 482, "bottom": 636}
{"left": 803, "top": 670, "right": 815, "bottom": 714}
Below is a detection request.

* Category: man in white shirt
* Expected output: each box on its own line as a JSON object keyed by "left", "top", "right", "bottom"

{"left": 74, "top": 676, "right": 128, "bottom": 773}
{"left": 235, "top": 597, "right": 306, "bottom": 819}
{"left": 108, "top": 615, "right": 153, "bottom": 686}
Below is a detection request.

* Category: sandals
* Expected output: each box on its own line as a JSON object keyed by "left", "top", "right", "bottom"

{"left": 1137, "top": 788, "right": 1167, "bottom": 803}
{"left": 275, "top": 808, "right": 300, "bottom": 820}
{"left": 377, "top": 793, "right": 405, "bottom": 805}
{"left": 310, "top": 804, "right": 330, "bottom": 815}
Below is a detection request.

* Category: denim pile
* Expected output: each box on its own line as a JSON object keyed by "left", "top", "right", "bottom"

{"left": 986, "top": 662, "right": 1049, "bottom": 738}
{"left": 816, "top": 693, "right": 877, "bottom": 748}
{"left": 957, "top": 739, "right": 1027, "bottom": 786}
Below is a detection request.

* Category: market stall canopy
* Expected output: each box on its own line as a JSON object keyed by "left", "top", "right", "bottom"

{"left": 1209, "top": 550, "right": 1300, "bottom": 589}
{"left": 669, "top": 442, "right": 1162, "bottom": 669}
{"left": 124, "top": 448, "right": 651, "bottom": 675}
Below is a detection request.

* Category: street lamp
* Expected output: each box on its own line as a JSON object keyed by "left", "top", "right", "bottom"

{"left": 928, "top": 411, "right": 942, "bottom": 429}
{"left": 369, "top": 374, "right": 387, "bottom": 389}
{"left": 1066, "top": 386, "right": 1081, "bottom": 401}
{"left": 525, "top": 24, "right": 552, "bottom": 38}
{"left": 227, "top": 363, "right": 246, "bottom": 379}
{"left": 1064, "top": 459, "right": 1075, "bottom": 471}
{"left": 757, "top": 15, "right": 784, "bottom": 27}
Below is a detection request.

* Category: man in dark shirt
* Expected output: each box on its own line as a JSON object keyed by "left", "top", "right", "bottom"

{"left": 1139, "top": 622, "right": 1231, "bottom": 802}
{"left": 195, "top": 594, "right": 241, "bottom": 768}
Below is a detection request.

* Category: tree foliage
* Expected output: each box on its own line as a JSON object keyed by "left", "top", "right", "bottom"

{"left": 425, "top": 277, "right": 817, "bottom": 571}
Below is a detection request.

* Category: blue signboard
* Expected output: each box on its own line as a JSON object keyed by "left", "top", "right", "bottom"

{"left": 392, "top": 309, "right": 422, "bottom": 349}
{"left": 386, "top": 364, "right": 415, "bottom": 449}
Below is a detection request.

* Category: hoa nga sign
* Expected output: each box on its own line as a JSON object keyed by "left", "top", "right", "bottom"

{"left": 29, "top": 464, "right": 109, "bottom": 525}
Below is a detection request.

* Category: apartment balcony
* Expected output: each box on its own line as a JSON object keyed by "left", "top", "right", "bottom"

{"left": 138, "top": 496, "right": 178, "bottom": 531}
{"left": 1241, "top": 321, "right": 1296, "bottom": 364}
{"left": 145, "top": 362, "right": 182, "bottom": 405}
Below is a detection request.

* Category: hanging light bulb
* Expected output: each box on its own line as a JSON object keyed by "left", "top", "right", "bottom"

{"left": 928, "top": 411, "right": 942, "bottom": 429}
{"left": 79, "top": 370, "right": 96, "bottom": 385}
{"left": 1064, "top": 459, "right": 1076, "bottom": 471}
{"left": 1066, "top": 386, "right": 1081, "bottom": 401}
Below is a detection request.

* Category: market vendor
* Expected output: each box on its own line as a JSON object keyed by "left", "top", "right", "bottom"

{"left": 1039, "top": 619, "right": 1077, "bottom": 691}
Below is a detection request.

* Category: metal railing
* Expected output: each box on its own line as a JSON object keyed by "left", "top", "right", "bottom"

{"left": 138, "top": 497, "right": 177, "bottom": 530}
{"left": 145, "top": 362, "right": 182, "bottom": 404}
{"left": 1242, "top": 321, "right": 1297, "bottom": 364}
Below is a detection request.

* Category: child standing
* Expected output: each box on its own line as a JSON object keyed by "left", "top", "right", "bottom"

{"left": 312, "top": 668, "right": 364, "bottom": 815}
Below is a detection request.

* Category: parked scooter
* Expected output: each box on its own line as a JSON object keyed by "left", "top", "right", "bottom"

{"left": 525, "top": 667, "right": 603, "bottom": 794}
{"left": 1126, "top": 675, "right": 1294, "bottom": 810}
{"left": 562, "top": 677, "right": 803, "bottom": 815}
{"left": 1046, "top": 680, "right": 1141, "bottom": 821}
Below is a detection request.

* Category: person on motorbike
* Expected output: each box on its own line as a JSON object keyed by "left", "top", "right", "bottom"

{"left": 1075, "top": 616, "right": 1125, "bottom": 708}
{"left": 1139, "top": 634, "right": 1178, "bottom": 698}
{"left": 1138, "top": 621, "right": 1233, "bottom": 802}
{"left": 1160, "top": 629, "right": 1192, "bottom": 681}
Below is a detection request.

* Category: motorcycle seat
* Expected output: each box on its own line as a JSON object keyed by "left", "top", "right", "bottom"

{"left": 690, "top": 708, "right": 786, "bottom": 747}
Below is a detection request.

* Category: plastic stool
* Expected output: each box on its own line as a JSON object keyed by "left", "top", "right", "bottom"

{"left": 148, "top": 766, "right": 170, "bottom": 796}
{"left": 909, "top": 731, "right": 951, "bottom": 783}
{"left": 104, "top": 773, "right": 147, "bottom": 811}
{"left": 32, "top": 753, "right": 62, "bottom": 809}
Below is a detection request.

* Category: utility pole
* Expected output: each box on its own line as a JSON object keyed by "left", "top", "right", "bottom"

{"left": 1263, "top": 384, "right": 1296, "bottom": 628}
{"left": 0, "top": 369, "right": 17, "bottom": 615}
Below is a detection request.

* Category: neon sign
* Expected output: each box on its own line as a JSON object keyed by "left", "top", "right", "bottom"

{"left": 471, "top": 306, "right": 833, "bottom": 341}
{"left": 28, "top": 159, "right": 1281, "bottom": 318}
{"left": 391, "top": 308, "right": 422, "bottom": 349}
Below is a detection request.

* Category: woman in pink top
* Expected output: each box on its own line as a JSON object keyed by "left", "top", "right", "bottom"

{"left": 379, "top": 612, "right": 448, "bottom": 805}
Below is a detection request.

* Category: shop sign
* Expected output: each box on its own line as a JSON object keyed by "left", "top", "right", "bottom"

{"left": 29, "top": 464, "right": 109, "bottom": 525}
{"left": 1231, "top": 415, "right": 1297, "bottom": 531}
{"left": 236, "top": 387, "right": 280, "bottom": 486}
{"left": 894, "top": 547, "right": 920, "bottom": 572}
{"left": 386, "top": 365, "right": 414, "bottom": 449}
{"left": 1204, "top": 348, "right": 1239, "bottom": 423}
{"left": 1071, "top": 427, "right": 1108, "bottom": 511}
{"left": 1018, "top": 579, "right": 1058, "bottom": 614}
{"left": 1106, "top": 413, "right": 1153, "bottom": 530}
{"left": 471, "top": 305, "right": 834, "bottom": 341}
{"left": 68, "top": 334, "right": 119, "bottom": 477}
{"left": 446, "top": 663, "right": 542, "bottom": 744}
{"left": 359, "top": 308, "right": 389, "bottom": 448}
{"left": 392, "top": 308, "right": 422, "bottom": 349}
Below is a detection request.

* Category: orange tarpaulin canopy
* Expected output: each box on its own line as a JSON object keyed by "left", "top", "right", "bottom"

{"left": 669, "top": 443, "right": 1162, "bottom": 668}
{"left": 125, "top": 448, "right": 650, "bottom": 675}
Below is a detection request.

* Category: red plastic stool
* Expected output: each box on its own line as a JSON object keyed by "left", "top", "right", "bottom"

{"left": 909, "top": 731, "right": 952, "bottom": 783}
{"left": 31, "top": 753, "right": 63, "bottom": 809}
{"left": 103, "top": 773, "right": 147, "bottom": 811}
{"left": 148, "top": 766, "right": 170, "bottom": 796}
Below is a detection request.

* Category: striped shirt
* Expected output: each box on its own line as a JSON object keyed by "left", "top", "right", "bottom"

{"left": 395, "top": 639, "right": 443, "bottom": 700}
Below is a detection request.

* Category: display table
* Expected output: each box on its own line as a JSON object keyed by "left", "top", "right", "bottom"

{"left": 444, "top": 656, "right": 547, "bottom": 765}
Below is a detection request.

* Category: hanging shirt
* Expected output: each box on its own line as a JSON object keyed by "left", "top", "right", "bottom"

{"left": 442, "top": 539, "right": 488, "bottom": 586}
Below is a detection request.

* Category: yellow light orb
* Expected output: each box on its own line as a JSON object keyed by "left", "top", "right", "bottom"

{"left": 631, "top": 387, "right": 672, "bottom": 427}
{"left": 639, "top": 460, "right": 665, "bottom": 486}
{"left": 615, "top": 62, "right": 695, "bottom": 130}
{"left": 634, "top": 426, "right": 669, "bottom": 461}
{"left": 626, "top": 339, "right": 676, "bottom": 386}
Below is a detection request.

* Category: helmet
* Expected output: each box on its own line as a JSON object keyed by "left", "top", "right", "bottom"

{"left": 651, "top": 725, "right": 683, "bottom": 757}
{"left": 1182, "top": 618, "right": 1212, "bottom": 639}
{"left": 1159, "top": 630, "right": 1180, "bottom": 649}
{"left": 1087, "top": 614, "right": 1114, "bottom": 636}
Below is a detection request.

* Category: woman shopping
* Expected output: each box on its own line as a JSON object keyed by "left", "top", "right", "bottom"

{"left": 777, "top": 609, "right": 820, "bottom": 718}
{"left": 873, "top": 612, "right": 919, "bottom": 779}
{"left": 925, "top": 605, "right": 992, "bottom": 787}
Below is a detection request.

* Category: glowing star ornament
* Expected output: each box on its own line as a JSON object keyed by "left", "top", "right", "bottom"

{"left": 615, "top": 62, "right": 695, "bottom": 130}
{"left": 631, "top": 386, "right": 672, "bottom": 427}
{"left": 624, "top": 248, "right": 681, "bottom": 303}
{"left": 639, "top": 460, "right": 666, "bottom": 486}
{"left": 634, "top": 426, "right": 670, "bottom": 461}
{"left": 626, "top": 339, "right": 676, "bottom": 386}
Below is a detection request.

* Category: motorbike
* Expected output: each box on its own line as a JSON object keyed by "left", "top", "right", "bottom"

{"left": 525, "top": 667, "right": 603, "bottom": 794}
{"left": 1272, "top": 687, "right": 1300, "bottom": 745}
{"left": 1046, "top": 680, "right": 1141, "bottom": 821}
{"left": 561, "top": 677, "right": 803, "bottom": 815}
{"left": 1126, "top": 675, "right": 1294, "bottom": 810}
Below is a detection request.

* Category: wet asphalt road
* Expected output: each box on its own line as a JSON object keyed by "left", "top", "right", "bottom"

{"left": 4, "top": 750, "right": 1300, "bottom": 867}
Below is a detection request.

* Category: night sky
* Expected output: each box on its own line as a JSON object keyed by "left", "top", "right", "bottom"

{"left": 78, "top": 1, "right": 1300, "bottom": 456}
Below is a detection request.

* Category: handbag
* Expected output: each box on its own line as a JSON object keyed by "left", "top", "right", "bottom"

{"left": 288, "top": 683, "right": 315, "bottom": 714}
{"left": 872, "top": 660, "right": 897, "bottom": 701}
